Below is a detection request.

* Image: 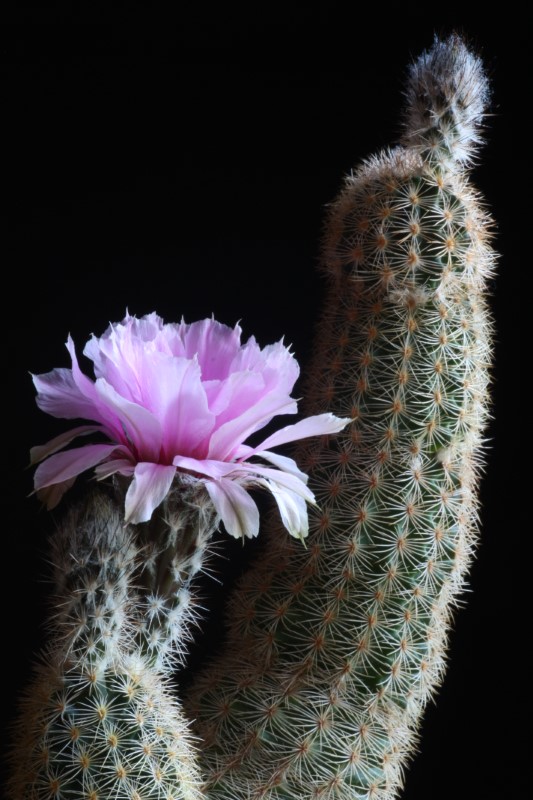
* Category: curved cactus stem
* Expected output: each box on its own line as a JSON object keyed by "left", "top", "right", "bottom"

{"left": 7, "top": 486, "right": 215, "bottom": 799}
{"left": 185, "top": 35, "right": 495, "bottom": 800}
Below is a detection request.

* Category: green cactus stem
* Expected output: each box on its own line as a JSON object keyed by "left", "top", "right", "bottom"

{"left": 186, "top": 34, "right": 495, "bottom": 800}
{"left": 7, "top": 485, "right": 216, "bottom": 799}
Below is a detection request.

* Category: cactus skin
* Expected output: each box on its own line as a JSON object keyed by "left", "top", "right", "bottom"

{"left": 7, "top": 485, "right": 217, "bottom": 799}
{"left": 186, "top": 35, "right": 495, "bottom": 799}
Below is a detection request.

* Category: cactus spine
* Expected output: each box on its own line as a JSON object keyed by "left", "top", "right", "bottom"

{"left": 186, "top": 35, "right": 495, "bottom": 799}
{"left": 8, "top": 482, "right": 218, "bottom": 799}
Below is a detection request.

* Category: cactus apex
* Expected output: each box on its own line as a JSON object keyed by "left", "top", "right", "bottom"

{"left": 402, "top": 33, "right": 491, "bottom": 166}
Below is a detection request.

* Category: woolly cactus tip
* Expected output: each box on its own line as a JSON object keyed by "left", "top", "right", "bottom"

{"left": 402, "top": 33, "right": 491, "bottom": 165}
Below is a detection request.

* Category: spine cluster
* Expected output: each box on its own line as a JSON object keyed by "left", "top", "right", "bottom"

{"left": 186, "top": 35, "right": 495, "bottom": 799}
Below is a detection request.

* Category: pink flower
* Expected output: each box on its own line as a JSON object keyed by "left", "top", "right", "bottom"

{"left": 31, "top": 313, "right": 350, "bottom": 538}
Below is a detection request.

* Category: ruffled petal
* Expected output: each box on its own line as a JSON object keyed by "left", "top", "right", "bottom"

{"left": 204, "top": 478, "right": 260, "bottom": 539}
{"left": 178, "top": 318, "right": 243, "bottom": 380}
{"left": 202, "top": 370, "right": 264, "bottom": 419}
{"left": 124, "top": 462, "right": 177, "bottom": 524}
{"left": 95, "top": 378, "right": 163, "bottom": 462}
{"left": 30, "top": 425, "right": 104, "bottom": 465}
{"left": 141, "top": 355, "right": 215, "bottom": 461}
{"left": 231, "top": 336, "right": 300, "bottom": 397}
{"left": 33, "top": 443, "right": 119, "bottom": 491}
{"left": 84, "top": 313, "right": 164, "bottom": 396}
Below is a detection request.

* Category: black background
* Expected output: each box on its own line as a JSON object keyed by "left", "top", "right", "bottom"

{"left": 2, "top": 9, "right": 523, "bottom": 798}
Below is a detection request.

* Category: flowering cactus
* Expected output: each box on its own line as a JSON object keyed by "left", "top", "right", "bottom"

{"left": 8, "top": 33, "right": 495, "bottom": 800}
{"left": 8, "top": 315, "right": 349, "bottom": 798}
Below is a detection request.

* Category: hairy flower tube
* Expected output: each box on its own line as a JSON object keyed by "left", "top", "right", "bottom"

{"left": 31, "top": 313, "right": 350, "bottom": 537}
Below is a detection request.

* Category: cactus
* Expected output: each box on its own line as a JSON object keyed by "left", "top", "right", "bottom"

{"left": 10, "top": 312, "right": 346, "bottom": 796}
{"left": 8, "top": 34, "right": 495, "bottom": 800}
{"left": 185, "top": 34, "right": 495, "bottom": 799}
{"left": 7, "top": 484, "right": 214, "bottom": 799}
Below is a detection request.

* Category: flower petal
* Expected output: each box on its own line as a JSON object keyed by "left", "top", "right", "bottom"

{"left": 32, "top": 368, "right": 100, "bottom": 421}
{"left": 204, "top": 478, "right": 260, "bottom": 539}
{"left": 245, "top": 412, "right": 352, "bottom": 457}
{"left": 84, "top": 313, "right": 164, "bottom": 398}
{"left": 95, "top": 378, "right": 163, "bottom": 462}
{"left": 142, "top": 355, "right": 215, "bottom": 461}
{"left": 178, "top": 318, "right": 243, "bottom": 380}
{"left": 202, "top": 370, "right": 264, "bottom": 419}
{"left": 173, "top": 454, "right": 237, "bottom": 479}
{"left": 256, "top": 479, "right": 309, "bottom": 540}
{"left": 30, "top": 425, "right": 103, "bottom": 465}
{"left": 66, "top": 336, "right": 124, "bottom": 437}
{"left": 231, "top": 336, "right": 300, "bottom": 397}
{"left": 208, "top": 394, "right": 298, "bottom": 461}
{"left": 33, "top": 443, "right": 119, "bottom": 491}
{"left": 124, "top": 462, "right": 177, "bottom": 524}
{"left": 232, "top": 461, "right": 317, "bottom": 503}
{"left": 234, "top": 446, "right": 309, "bottom": 482}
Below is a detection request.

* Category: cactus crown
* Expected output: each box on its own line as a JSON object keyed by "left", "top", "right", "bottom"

{"left": 402, "top": 33, "right": 490, "bottom": 166}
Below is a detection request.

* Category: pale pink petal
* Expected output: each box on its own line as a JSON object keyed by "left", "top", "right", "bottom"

{"left": 66, "top": 336, "right": 124, "bottom": 437}
{"left": 244, "top": 412, "right": 352, "bottom": 457}
{"left": 138, "top": 355, "right": 215, "bottom": 461}
{"left": 208, "top": 394, "right": 298, "bottom": 461}
{"left": 231, "top": 462, "right": 316, "bottom": 504}
{"left": 174, "top": 455, "right": 315, "bottom": 501}
{"left": 33, "top": 443, "right": 119, "bottom": 490}
{"left": 204, "top": 478, "right": 260, "bottom": 539}
{"left": 85, "top": 313, "right": 169, "bottom": 402}
{"left": 256, "top": 479, "right": 309, "bottom": 540}
{"left": 84, "top": 325, "right": 140, "bottom": 401}
{"left": 124, "top": 463, "right": 177, "bottom": 524}
{"left": 208, "top": 372, "right": 285, "bottom": 436}
{"left": 65, "top": 335, "right": 102, "bottom": 404}
{"left": 179, "top": 318, "right": 243, "bottom": 380}
{"left": 173, "top": 455, "right": 237, "bottom": 479}
{"left": 233, "top": 446, "right": 309, "bottom": 482}
{"left": 30, "top": 425, "right": 104, "bottom": 465}
{"left": 225, "top": 333, "right": 262, "bottom": 372}
{"left": 95, "top": 378, "right": 162, "bottom": 462}
{"left": 32, "top": 368, "right": 100, "bottom": 421}
{"left": 202, "top": 370, "right": 264, "bottom": 418}
{"left": 231, "top": 337, "right": 299, "bottom": 395}
{"left": 206, "top": 337, "right": 300, "bottom": 437}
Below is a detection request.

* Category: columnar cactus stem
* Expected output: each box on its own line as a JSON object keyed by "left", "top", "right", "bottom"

{"left": 133, "top": 481, "right": 220, "bottom": 671}
{"left": 186, "top": 35, "right": 495, "bottom": 799}
{"left": 8, "top": 486, "right": 211, "bottom": 799}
